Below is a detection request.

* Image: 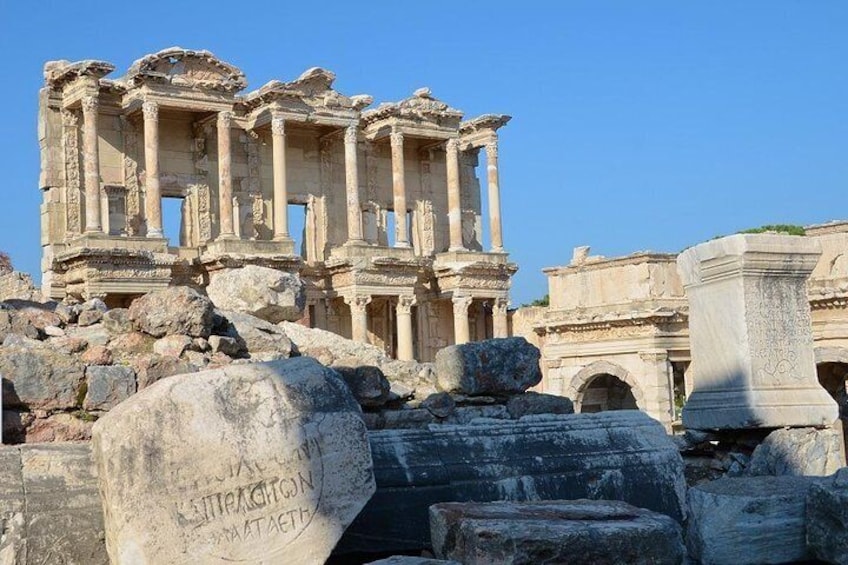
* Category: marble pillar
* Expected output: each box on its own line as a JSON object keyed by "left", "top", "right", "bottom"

{"left": 142, "top": 101, "right": 163, "bottom": 237}
{"left": 678, "top": 233, "right": 838, "bottom": 430}
{"left": 452, "top": 295, "right": 473, "bottom": 345}
{"left": 390, "top": 131, "right": 410, "bottom": 247}
{"left": 492, "top": 297, "right": 509, "bottom": 338}
{"left": 346, "top": 295, "right": 372, "bottom": 344}
{"left": 446, "top": 138, "right": 464, "bottom": 251}
{"left": 81, "top": 95, "right": 102, "bottom": 234}
{"left": 217, "top": 111, "right": 235, "bottom": 239}
{"left": 396, "top": 295, "right": 416, "bottom": 361}
{"left": 344, "top": 126, "right": 364, "bottom": 244}
{"left": 486, "top": 139, "right": 504, "bottom": 252}
{"left": 271, "top": 114, "right": 289, "bottom": 240}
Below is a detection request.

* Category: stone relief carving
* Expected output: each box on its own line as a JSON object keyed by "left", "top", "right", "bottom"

{"left": 120, "top": 116, "right": 143, "bottom": 236}
{"left": 61, "top": 109, "right": 81, "bottom": 236}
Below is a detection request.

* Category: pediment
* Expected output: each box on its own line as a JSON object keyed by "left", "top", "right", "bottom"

{"left": 125, "top": 47, "right": 247, "bottom": 93}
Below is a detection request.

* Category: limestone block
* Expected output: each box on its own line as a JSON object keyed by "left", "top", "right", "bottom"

{"left": 335, "top": 365, "right": 392, "bottom": 407}
{"left": 678, "top": 234, "right": 838, "bottom": 429}
{"left": 686, "top": 476, "right": 823, "bottom": 564}
{"left": 219, "top": 310, "right": 292, "bottom": 356}
{"left": 128, "top": 286, "right": 215, "bottom": 338}
{"left": 336, "top": 411, "right": 686, "bottom": 556}
{"left": 435, "top": 337, "right": 541, "bottom": 396}
{"left": 807, "top": 469, "right": 848, "bottom": 564}
{"left": 206, "top": 265, "right": 306, "bottom": 323}
{"left": 92, "top": 357, "right": 375, "bottom": 564}
{"left": 430, "top": 500, "right": 684, "bottom": 565}
{"left": 0, "top": 342, "right": 85, "bottom": 410}
{"left": 506, "top": 391, "right": 574, "bottom": 418}
{"left": 746, "top": 427, "right": 844, "bottom": 477}
{"left": 83, "top": 365, "right": 136, "bottom": 411}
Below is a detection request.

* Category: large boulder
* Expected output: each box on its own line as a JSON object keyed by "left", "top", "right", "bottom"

{"left": 430, "top": 500, "right": 684, "bottom": 565}
{"left": 0, "top": 341, "right": 85, "bottom": 411}
{"left": 128, "top": 286, "right": 214, "bottom": 338}
{"left": 206, "top": 266, "right": 305, "bottom": 323}
{"left": 745, "top": 426, "right": 844, "bottom": 477}
{"left": 91, "top": 357, "right": 375, "bottom": 564}
{"left": 218, "top": 310, "right": 292, "bottom": 357}
{"left": 806, "top": 469, "right": 848, "bottom": 564}
{"left": 687, "top": 475, "right": 824, "bottom": 564}
{"left": 0, "top": 272, "right": 41, "bottom": 302}
{"left": 280, "top": 321, "right": 386, "bottom": 366}
{"left": 435, "top": 337, "right": 541, "bottom": 396}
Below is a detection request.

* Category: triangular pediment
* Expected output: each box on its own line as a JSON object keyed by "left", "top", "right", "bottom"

{"left": 125, "top": 47, "right": 247, "bottom": 93}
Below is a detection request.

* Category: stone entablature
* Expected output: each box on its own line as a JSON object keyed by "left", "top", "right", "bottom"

{"left": 38, "top": 47, "right": 516, "bottom": 361}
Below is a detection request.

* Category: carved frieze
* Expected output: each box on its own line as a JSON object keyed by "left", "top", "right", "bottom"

{"left": 61, "top": 109, "right": 81, "bottom": 236}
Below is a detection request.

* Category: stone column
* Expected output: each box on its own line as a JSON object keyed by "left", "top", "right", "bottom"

{"left": 81, "top": 95, "right": 102, "bottom": 234}
{"left": 142, "top": 101, "right": 163, "bottom": 237}
{"left": 396, "top": 295, "right": 416, "bottom": 361}
{"left": 492, "top": 297, "right": 509, "bottom": 338}
{"left": 344, "top": 126, "right": 364, "bottom": 244}
{"left": 346, "top": 295, "right": 372, "bottom": 344}
{"left": 678, "top": 233, "right": 838, "bottom": 430}
{"left": 452, "top": 295, "right": 473, "bottom": 345}
{"left": 217, "top": 111, "right": 235, "bottom": 239}
{"left": 446, "top": 138, "right": 464, "bottom": 251}
{"left": 390, "top": 131, "right": 410, "bottom": 247}
{"left": 271, "top": 114, "right": 289, "bottom": 240}
{"left": 486, "top": 139, "right": 504, "bottom": 252}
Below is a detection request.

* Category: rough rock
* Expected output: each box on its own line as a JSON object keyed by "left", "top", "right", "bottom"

{"left": 506, "top": 391, "right": 574, "bottom": 418}
{"left": 0, "top": 307, "right": 39, "bottom": 341}
{"left": 0, "top": 444, "right": 107, "bottom": 563}
{"left": 686, "top": 475, "right": 824, "bottom": 564}
{"left": 435, "top": 337, "right": 541, "bottom": 395}
{"left": 367, "top": 558, "right": 459, "bottom": 565}
{"left": 206, "top": 265, "right": 306, "bottom": 323}
{"left": 43, "top": 324, "right": 64, "bottom": 337}
{"left": 131, "top": 354, "right": 197, "bottom": 390}
{"left": 807, "top": 469, "right": 848, "bottom": 564}
{"left": 66, "top": 323, "right": 110, "bottom": 346}
{"left": 92, "top": 357, "right": 375, "bottom": 564}
{"left": 23, "top": 412, "right": 94, "bottom": 443}
{"left": 102, "top": 308, "right": 132, "bottom": 334}
{"left": 335, "top": 365, "right": 392, "bottom": 407}
{"left": 108, "top": 331, "right": 154, "bottom": 357}
{"left": 421, "top": 392, "right": 456, "bottom": 418}
{"left": 152, "top": 334, "right": 193, "bottom": 358}
{"left": 430, "top": 500, "right": 684, "bottom": 565}
{"left": 128, "top": 286, "right": 215, "bottom": 338}
{"left": 80, "top": 344, "right": 113, "bottom": 366}
{"left": 746, "top": 426, "right": 844, "bottom": 477}
{"left": 208, "top": 335, "right": 242, "bottom": 356}
{"left": 337, "top": 411, "right": 686, "bottom": 555}
{"left": 77, "top": 309, "right": 103, "bottom": 327}
{"left": 0, "top": 343, "right": 85, "bottom": 410}
{"left": 83, "top": 365, "right": 136, "bottom": 411}
{"left": 0, "top": 272, "right": 41, "bottom": 302}
{"left": 219, "top": 310, "right": 291, "bottom": 356}
{"left": 281, "top": 321, "right": 386, "bottom": 366}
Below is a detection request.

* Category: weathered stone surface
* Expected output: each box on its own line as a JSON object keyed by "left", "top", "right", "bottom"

{"left": 0, "top": 343, "right": 85, "bottom": 410}
{"left": 435, "top": 337, "right": 541, "bottom": 396}
{"left": 77, "top": 308, "right": 103, "bottom": 327}
{"left": 746, "top": 426, "right": 844, "bottom": 477}
{"left": 102, "top": 308, "right": 132, "bottom": 334}
{"left": 337, "top": 411, "right": 686, "bottom": 555}
{"left": 0, "top": 271, "right": 41, "bottom": 302}
{"left": 281, "top": 321, "right": 386, "bottom": 366}
{"left": 83, "top": 365, "right": 136, "bottom": 411}
{"left": 67, "top": 323, "right": 110, "bottom": 346}
{"left": 0, "top": 444, "right": 107, "bottom": 563}
{"left": 131, "top": 354, "right": 197, "bottom": 389}
{"left": 807, "top": 469, "right": 848, "bottom": 564}
{"left": 335, "top": 365, "right": 392, "bottom": 407}
{"left": 92, "top": 357, "right": 375, "bottom": 564}
{"left": 367, "top": 558, "right": 459, "bottom": 565}
{"left": 208, "top": 334, "right": 242, "bottom": 356}
{"left": 422, "top": 392, "right": 456, "bottom": 418}
{"left": 679, "top": 234, "right": 838, "bottom": 429}
{"left": 129, "top": 286, "right": 215, "bottom": 338}
{"left": 152, "top": 334, "right": 192, "bottom": 358}
{"left": 22, "top": 413, "right": 94, "bottom": 443}
{"left": 108, "top": 331, "right": 154, "bottom": 357}
{"left": 80, "top": 344, "right": 113, "bottom": 366}
{"left": 207, "top": 265, "right": 306, "bottom": 323}
{"left": 506, "top": 391, "right": 574, "bottom": 418}
{"left": 219, "top": 310, "right": 291, "bottom": 356}
{"left": 686, "top": 475, "right": 823, "bottom": 564}
{"left": 430, "top": 500, "right": 684, "bottom": 565}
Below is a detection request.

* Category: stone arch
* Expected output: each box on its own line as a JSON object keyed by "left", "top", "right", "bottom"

{"left": 567, "top": 360, "right": 645, "bottom": 412}
{"left": 815, "top": 347, "right": 848, "bottom": 366}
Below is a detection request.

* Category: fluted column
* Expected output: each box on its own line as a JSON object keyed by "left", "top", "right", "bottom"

{"left": 142, "top": 101, "right": 163, "bottom": 237}
{"left": 344, "top": 125, "right": 364, "bottom": 244}
{"left": 346, "top": 294, "right": 372, "bottom": 343}
{"left": 271, "top": 114, "right": 289, "bottom": 240}
{"left": 217, "top": 111, "right": 235, "bottom": 239}
{"left": 486, "top": 139, "right": 504, "bottom": 252}
{"left": 493, "top": 297, "right": 509, "bottom": 338}
{"left": 396, "top": 295, "right": 416, "bottom": 361}
{"left": 446, "top": 138, "right": 464, "bottom": 251}
{"left": 452, "top": 295, "right": 473, "bottom": 345}
{"left": 81, "top": 95, "right": 102, "bottom": 234}
{"left": 390, "top": 130, "right": 410, "bottom": 247}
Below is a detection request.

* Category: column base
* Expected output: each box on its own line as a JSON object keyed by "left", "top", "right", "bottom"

{"left": 343, "top": 239, "right": 369, "bottom": 247}
{"left": 394, "top": 241, "right": 412, "bottom": 249}
{"left": 147, "top": 229, "right": 164, "bottom": 238}
{"left": 490, "top": 246, "right": 506, "bottom": 254}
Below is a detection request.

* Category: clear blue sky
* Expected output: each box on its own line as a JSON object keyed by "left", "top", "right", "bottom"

{"left": 1, "top": 1, "right": 846, "bottom": 305}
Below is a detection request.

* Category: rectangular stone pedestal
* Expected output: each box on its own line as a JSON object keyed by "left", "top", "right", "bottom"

{"left": 678, "top": 234, "right": 838, "bottom": 430}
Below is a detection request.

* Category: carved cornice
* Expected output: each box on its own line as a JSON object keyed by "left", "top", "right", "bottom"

{"left": 459, "top": 113, "right": 511, "bottom": 134}
{"left": 44, "top": 59, "right": 115, "bottom": 90}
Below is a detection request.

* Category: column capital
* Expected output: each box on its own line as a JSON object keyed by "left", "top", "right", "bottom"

{"left": 61, "top": 109, "right": 79, "bottom": 127}
{"left": 390, "top": 130, "right": 404, "bottom": 147}
{"left": 446, "top": 138, "right": 459, "bottom": 152}
{"left": 396, "top": 295, "right": 417, "bottom": 315}
{"left": 452, "top": 295, "right": 473, "bottom": 314}
{"left": 492, "top": 297, "right": 509, "bottom": 313}
{"left": 485, "top": 139, "right": 498, "bottom": 161}
{"left": 81, "top": 95, "right": 99, "bottom": 113}
{"left": 344, "top": 125, "right": 359, "bottom": 144}
{"left": 142, "top": 100, "right": 159, "bottom": 121}
{"left": 271, "top": 115, "right": 286, "bottom": 136}
{"left": 344, "top": 294, "right": 372, "bottom": 311}
{"left": 218, "top": 110, "right": 233, "bottom": 129}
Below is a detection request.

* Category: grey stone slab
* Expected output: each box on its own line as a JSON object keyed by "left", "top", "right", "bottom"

{"left": 806, "top": 469, "right": 848, "bottom": 564}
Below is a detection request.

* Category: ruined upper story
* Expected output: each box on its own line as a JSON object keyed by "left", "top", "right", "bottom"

{"left": 38, "top": 48, "right": 511, "bottom": 269}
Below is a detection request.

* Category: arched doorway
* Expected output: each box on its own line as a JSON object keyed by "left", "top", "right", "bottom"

{"left": 815, "top": 347, "right": 848, "bottom": 463}
{"left": 580, "top": 373, "right": 638, "bottom": 413}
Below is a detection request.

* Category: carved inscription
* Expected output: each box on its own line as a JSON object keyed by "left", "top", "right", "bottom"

{"left": 748, "top": 278, "right": 810, "bottom": 383}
